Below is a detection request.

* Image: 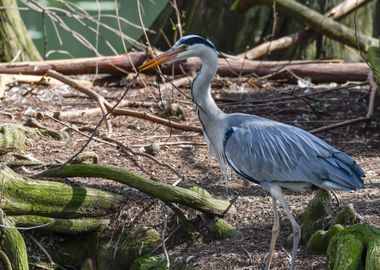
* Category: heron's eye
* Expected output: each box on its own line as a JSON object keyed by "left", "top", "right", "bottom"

{"left": 181, "top": 44, "right": 188, "bottom": 50}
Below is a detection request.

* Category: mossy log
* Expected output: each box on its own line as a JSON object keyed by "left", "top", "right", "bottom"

{"left": 0, "top": 213, "right": 29, "bottom": 270}
{"left": 330, "top": 204, "right": 358, "bottom": 227}
{"left": 38, "top": 164, "right": 231, "bottom": 216}
{"left": 326, "top": 224, "right": 380, "bottom": 270}
{"left": 231, "top": 0, "right": 378, "bottom": 52}
{"left": 0, "top": 164, "right": 121, "bottom": 217}
{"left": 8, "top": 215, "right": 109, "bottom": 234}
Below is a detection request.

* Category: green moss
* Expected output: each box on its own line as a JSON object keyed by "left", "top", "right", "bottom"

{"left": 207, "top": 217, "right": 236, "bottom": 240}
{"left": 121, "top": 227, "right": 160, "bottom": 254}
{"left": 366, "top": 237, "right": 380, "bottom": 270}
{"left": 301, "top": 190, "right": 332, "bottom": 243}
{"left": 188, "top": 186, "right": 212, "bottom": 198}
{"left": 307, "top": 224, "right": 344, "bottom": 255}
{"left": 327, "top": 233, "right": 364, "bottom": 270}
{"left": 8, "top": 215, "right": 108, "bottom": 234}
{"left": 0, "top": 165, "right": 121, "bottom": 217}
{"left": 1, "top": 218, "right": 29, "bottom": 270}
{"left": 330, "top": 204, "right": 358, "bottom": 227}
{"left": 325, "top": 225, "right": 380, "bottom": 270}
{"left": 38, "top": 164, "right": 231, "bottom": 216}
{"left": 130, "top": 254, "right": 168, "bottom": 270}
{"left": 0, "top": 124, "right": 27, "bottom": 155}
{"left": 39, "top": 128, "right": 69, "bottom": 140}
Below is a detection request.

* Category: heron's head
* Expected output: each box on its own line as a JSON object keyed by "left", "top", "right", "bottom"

{"left": 139, "top": 35, "right": 215, "bottom": 71}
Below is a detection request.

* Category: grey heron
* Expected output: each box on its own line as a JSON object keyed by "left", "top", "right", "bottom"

{"left": 139, "top": 35, "right": 365, "bottom": 270}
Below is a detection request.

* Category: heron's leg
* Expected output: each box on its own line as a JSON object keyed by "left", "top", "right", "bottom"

{"left": 271, "top": 186, "right": 300, "bottom": 270}
{"left": 264, "top": 196, "right": 280, "bottom": 270}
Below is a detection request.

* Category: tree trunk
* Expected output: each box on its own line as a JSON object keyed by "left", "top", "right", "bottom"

{"left": 232, "top": 0, "right": 378, "bottom": 52}
{"left": 0, "top": 0, "right": 41, "bottom": 62}
{"left": 236, "top": 0, "right": 373, "bottom": 60}
{"left": 374, "top": 0, "right": 380, "bottom": 39}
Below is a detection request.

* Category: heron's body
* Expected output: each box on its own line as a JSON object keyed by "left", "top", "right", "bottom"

{"left": 139, "top": 35, "right": 365, "bottom": 270}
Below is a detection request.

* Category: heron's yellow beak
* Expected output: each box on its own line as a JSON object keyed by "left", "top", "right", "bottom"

{"left": 139, "top": 48, "right": 182, "bottom": 71}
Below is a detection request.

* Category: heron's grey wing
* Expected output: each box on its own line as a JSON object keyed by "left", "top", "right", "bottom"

{"left": 223, "top": 118, "right": 364, "bottom": 191}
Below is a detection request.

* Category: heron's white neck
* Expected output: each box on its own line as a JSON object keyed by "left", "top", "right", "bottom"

{"left": 191, "top": 49, "right": 223, "bottom": 119}
{"left": 191, "top": 49, "right": 230, "bottom": 178}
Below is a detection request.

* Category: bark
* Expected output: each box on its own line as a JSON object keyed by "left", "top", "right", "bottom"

{"left": 0, "top": 124, "right": 29, "bottom": 154}
{"left": 232, "top": 0, "right": 378, "bottom": 52}
{"left": 0, "top": 0, "right": 41, "bottom": 62}
{"left": 0, "top": 164, "right": 121, "bottom": 217}
{"left": 149, "top": 0, "right": 272, "bottom": 54}
{"left": 374, "top": 0, "right": 380, "bottom": 39}
{"left": 0, "top": 213, "right": 29, "bottom": 270}
{"left": 326, "top": 224, "right": 380, "bottom": 269}
{"left": 8, "top": 215, "right": 109, "bottom": 234}
{"left": 37, "top": 164, "right": 231, "bottom": 216}
{"left": 0, "top": 54, "right": 371, "bottom": 82}
{"left": 300, "top": 190, "right": 333, "bottom": 243}
{"left": 0, "top": 53, "right": 145, "bottom": 75}
{"left": 368, "top": 46, "right": 380, "bottom": 84}
{"left": 236, "top": 0, "right": 373, "bottom": 59}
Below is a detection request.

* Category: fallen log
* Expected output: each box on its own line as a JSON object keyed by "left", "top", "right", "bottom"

{"left": 0, "top": 53, "right": 371, "bottom": 82}
{"left": 235, "top": 0, "right": 373, "bottom": 59}
{"left": 37, "top": 164, "right": 231, "bottom": 216}
{"left": 0, "top": 53, "right": 146, "bottom": 75}
{"left": 0, "top": 164, "right": 121, "bottom": 217}
{"left": 231, "top": 0, "right": 378, "bottom": 52}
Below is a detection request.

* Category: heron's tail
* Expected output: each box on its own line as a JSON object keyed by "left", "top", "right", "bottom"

{"left": 320, "top": 151, "right": 365, "bottom": 191}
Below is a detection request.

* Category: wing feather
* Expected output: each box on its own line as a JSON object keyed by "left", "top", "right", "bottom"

{"left": 223, "top": 115, "right": 364, "bottom": 191}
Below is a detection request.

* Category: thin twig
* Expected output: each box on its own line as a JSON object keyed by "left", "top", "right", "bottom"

{"left": 161, "top": 210, "right": 170, "bottom": 270}
{"left": 44, "top": 114, "right": 116, "bottom": 147}
{"left": 0, "top": 222, "right": 53, "bottom": 231}
{"left": 101, "top": 136, "right": 184, "bottom": 181}
{"left": 310, "top": 73, "right": 377, "bottom": 134}
{"left": 45, "top": 70, "right": 140, "bottom": 165}
{"left": 29, "top": 234, "right": 56, "bottom": 267}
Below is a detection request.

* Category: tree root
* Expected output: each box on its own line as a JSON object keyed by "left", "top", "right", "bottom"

{"left": 8, "top": 215, "right": 109, "bottom": 234}
{"left": 0, "top": 210, "right": 29, "bottom": 270}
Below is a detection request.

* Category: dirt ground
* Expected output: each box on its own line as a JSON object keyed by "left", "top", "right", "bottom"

{"left": 0, "top": 73, "right": 379, "bottom": 270}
